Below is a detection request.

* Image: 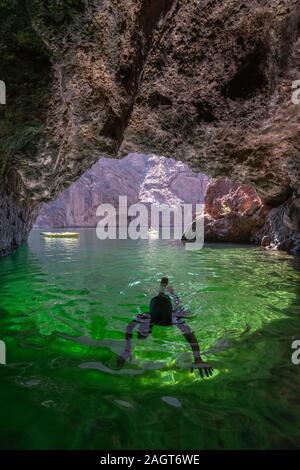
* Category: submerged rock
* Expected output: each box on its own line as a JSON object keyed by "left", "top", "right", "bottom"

{"left": 161, "top": 396, "right": 182, "bottom": 408}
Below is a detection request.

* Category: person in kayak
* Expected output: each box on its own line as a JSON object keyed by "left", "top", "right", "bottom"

{"left": 117, "top": 277, "right": 213, "bottom": 378}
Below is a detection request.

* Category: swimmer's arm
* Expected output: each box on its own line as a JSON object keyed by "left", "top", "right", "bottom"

{"left": 167, "top": 287, "right": 181, "bottom": 308}
{"left": 176, "top": 323, "right": 203, "bottom": 364}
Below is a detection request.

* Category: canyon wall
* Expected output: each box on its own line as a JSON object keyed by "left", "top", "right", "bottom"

{"left": 34, "top": 153, "right": 209, "bottom": 227}
{"left": 1, "top": 1, "right": 300, "bottom": 254}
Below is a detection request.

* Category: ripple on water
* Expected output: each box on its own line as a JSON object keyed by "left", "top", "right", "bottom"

{"left": 0, "top": 231, "right": 300, "bottom": 449}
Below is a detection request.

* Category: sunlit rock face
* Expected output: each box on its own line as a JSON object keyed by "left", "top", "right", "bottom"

{"left": 1, "top": 0, "right": 300, "bottom": 254}
{"left": 183, "top": 178, "right": 300, "bottom": 253}
{"left": 204, "top": 178, "right": 266, "bottom": 244}
{"left": 34, "top": 154, "right": 209, "bottom": 228}
{"left": 182, "top": 178, "right": 266, "bottom": 244}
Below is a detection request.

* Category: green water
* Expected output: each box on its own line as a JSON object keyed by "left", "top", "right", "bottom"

{"left": 0, "top": 229, "right": 300, "bottom": 450}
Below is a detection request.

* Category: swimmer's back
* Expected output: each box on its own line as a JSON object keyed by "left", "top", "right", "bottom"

{"left": 149, "top": 294, "right": 173, "bottom": 326}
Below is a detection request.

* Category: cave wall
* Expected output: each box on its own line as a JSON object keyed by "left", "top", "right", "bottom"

{"left": 1, "top": 0, "right": 300, "bottom": 254}
{"left": 254, "top": 197, "right": 300, "bottom": 254}
{"left": 0, "top": 171, "right": 39, "bottom": 256}
{"left": 121, "top": 1, "right": 300, "bottom": 205}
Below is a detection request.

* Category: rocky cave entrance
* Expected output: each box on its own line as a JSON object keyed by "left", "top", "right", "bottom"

{"left": 34, "top": 153, "right": 210, "bottom": 230}
{"left": 33, "top": 153, "right": 268, "bottom": 247}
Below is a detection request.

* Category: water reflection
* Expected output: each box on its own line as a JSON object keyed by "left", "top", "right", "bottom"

{"left": 0, "top": 230, "right": 300, "bottom": 449}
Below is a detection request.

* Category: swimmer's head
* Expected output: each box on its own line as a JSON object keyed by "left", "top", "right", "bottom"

{"left": 159, "top": 277, "right": 168, "bottom": 294}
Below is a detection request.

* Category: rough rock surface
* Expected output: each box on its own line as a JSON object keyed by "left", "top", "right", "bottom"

{"left": 182, "top": 177, "right": 266, "bottom": 244}
{"left": 0, "top": 172, "right": 39, "bottom": 256}
{"left": 254, "top": 197, "right": 300, "bottom": 254}
{"left": 1, "top": 1, "right": 300, "bottom": 254}
{"left": 34, "top": 153, "right": 209, "bottom": 228}
{"left": 204, "top": 178, "right": 266, "bottom": 243}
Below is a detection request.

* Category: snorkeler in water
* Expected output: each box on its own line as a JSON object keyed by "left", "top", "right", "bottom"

{"left": 117, "top": 277, "right": 214, "bottom": 378}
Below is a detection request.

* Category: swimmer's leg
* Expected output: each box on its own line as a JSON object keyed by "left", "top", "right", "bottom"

{"left": 175, "top": 322, "right": 214, "bottom": 378}
{"left": 175, "top": 322, "right": 202, "bottom": 364}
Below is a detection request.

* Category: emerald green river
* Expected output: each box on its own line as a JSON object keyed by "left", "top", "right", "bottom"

{"left": 0, "top": 229, "right": 300, "bottom": 449}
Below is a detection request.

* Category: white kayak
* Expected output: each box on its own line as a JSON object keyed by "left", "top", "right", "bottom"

{"left": 41, "top": 232, "right": 79, "bottom": 239}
